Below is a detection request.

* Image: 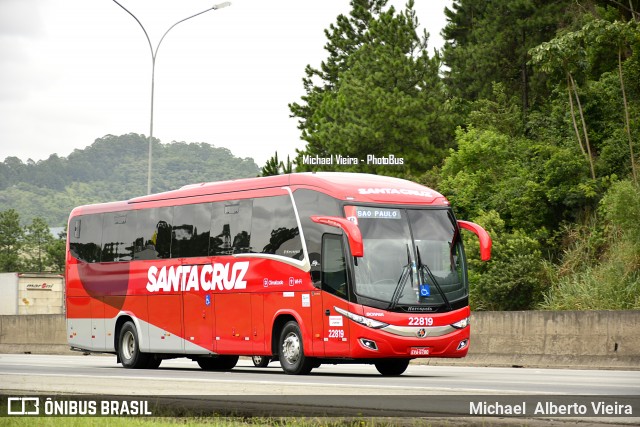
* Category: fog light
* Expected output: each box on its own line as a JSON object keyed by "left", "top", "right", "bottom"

{"left": 457, "top": 339, "right": 468, "bottom": 351}
{"left": 359, "top": 338, "right": 378, "bottom": 351}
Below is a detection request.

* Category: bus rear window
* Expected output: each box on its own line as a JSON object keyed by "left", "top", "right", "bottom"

{"left": 69, "top": 214, "right": 103, "bottom": 263}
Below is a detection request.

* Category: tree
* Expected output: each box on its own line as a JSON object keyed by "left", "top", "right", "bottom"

{"left": 290, "top": 0, "right": 453, "bottom": 177}
{"left": 440, "top": 126, "right": 549, "bottom": 232}
{"left": 530, "top": 17, "right": 640, "bottom": 182}
{"left": 439, "top": 117, "right": 599, "bottom": 253}
{"left": 260, "top": 152, "right": 293, "bottom": 177}
{"left": 0, "top": 209, "right": 24, "bottom": 272}
{"left": 464, "top": 210, "right": 549, "bottom": 311}
{"left": 23, "top": 217, "right": 55, "bottom": 272}
{"left": 442, "top": 0, "right": 571, "bottom": 113}
{"left": 46, "top": 227, "right": 66, "bottom": 273}
{"left": 586, "top": 19, "right": 640, "bottom": 183}
{"left": 290, "top": 0, "right": 387, "bottom": 126}
{"left": 530, "top": 27, "right": 597, "bottom": 179}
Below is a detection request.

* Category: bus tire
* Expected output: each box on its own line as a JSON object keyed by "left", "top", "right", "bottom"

{"left": 252, "top": 355, "right": 271, "bottom": 367}
{"left": 374, "top": 359, "right": 410, "bottom": 376}
{"left": 118, "top": 321, "right": 149, "bottom": 369}
{"left": 279, "top": 321, "right": 314, "bottom": 375}
{"left": 197, "top": 355, "right": 239, "bottom": 371}
{"left": 145, "top": 354, "right": 162, "bottom": 369}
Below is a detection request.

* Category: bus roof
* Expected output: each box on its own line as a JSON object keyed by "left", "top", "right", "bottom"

{"left": 129, "top": 172, "right": 448, "bottom": 205}
{"left": 70, "top": 172, "right": 449, "bottom": 217}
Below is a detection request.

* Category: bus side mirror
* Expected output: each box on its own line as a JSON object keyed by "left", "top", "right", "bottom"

{"left": 457, "top": 220, "right": 492, "bottom": 261}
{"left": 310, "top": 216, "right": 364, "bottom": 257}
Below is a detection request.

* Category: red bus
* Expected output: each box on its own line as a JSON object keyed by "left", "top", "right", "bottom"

{"left": 66, "top": 172, "right": 491, "bottom": 375}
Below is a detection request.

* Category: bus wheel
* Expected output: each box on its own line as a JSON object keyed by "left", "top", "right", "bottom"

{"left": 374, "top": 359, "right": 410, "bottom": 376}
{"left": 118, "top": 321, "right": 149, "bottom": 369}
{"left": 252, "top": 355, "right": 270, "bottom": 367}
{"left": 279, "top": 321, "right": 313, "bottom": 375}
{"left": 197, "top": 355, "right": 239, "bottom": 371}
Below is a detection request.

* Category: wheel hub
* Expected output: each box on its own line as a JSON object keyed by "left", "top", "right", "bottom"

{"left": 122, "top": 331, "right": 135, "bottom": 360}
{"left": 282, "top": 332, "right": 300, "bottom": 364}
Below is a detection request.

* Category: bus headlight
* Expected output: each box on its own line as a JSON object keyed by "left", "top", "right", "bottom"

{"left": 451, "top": 317, "right": 470, "bottom": 329}
{"left": 334, "top": 307, "right": 388, "bottom": 329}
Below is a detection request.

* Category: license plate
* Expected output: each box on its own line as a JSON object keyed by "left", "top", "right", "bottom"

{"left": 409, "top": 347, "right": 430, "bottom": 356}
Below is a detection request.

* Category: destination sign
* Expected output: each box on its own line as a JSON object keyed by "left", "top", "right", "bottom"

{"left": 355, "top": 207, "right": 401, "bottom": 220}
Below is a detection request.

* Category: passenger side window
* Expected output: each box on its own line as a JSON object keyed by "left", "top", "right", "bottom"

{"left": 322, "top": 234, "right": 348, "bottom": 299}
{"left": 210, "top": 200, "right": 252, "bottom": 255}
{"left": 134, "top": 208, "right": 173, "bottom": 260}
{"left": 251, "top": 195, "right": 303, "bottom": 260}
{"left": 172, "top": 203, "right": 211, "bottom": 258}
{"left": 102, "top": 211, "right": 136, "bottom": 262}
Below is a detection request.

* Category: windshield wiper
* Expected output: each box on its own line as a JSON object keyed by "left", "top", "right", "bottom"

{"left": 388, "top": 245, "right": 412, "bottom": 310}
{"left": 416, "top": 246, "right": 452, "bottom": 311}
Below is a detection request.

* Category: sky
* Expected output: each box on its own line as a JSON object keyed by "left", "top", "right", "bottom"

{"left": 0, "top": 0, "right": 452, "bottom": 168}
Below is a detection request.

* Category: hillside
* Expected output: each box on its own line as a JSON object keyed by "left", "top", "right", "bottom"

{"left": 0, "top": 134, "right": 260, "bottom": 226}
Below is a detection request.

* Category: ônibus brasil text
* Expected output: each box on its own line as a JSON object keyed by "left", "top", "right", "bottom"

{"left": 146, "top": 262, "right": 249, "bottom": 293}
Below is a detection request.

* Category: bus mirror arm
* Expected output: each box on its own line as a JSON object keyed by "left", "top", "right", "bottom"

{"left": 310, "top": 216, "right": 364, "bottom": 257}
{"left": 457, "top": 220, "right": 492, "bottom": 261}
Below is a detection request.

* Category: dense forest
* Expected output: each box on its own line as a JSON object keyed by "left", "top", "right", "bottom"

{"left": 286, "top": 0, "right": 640, "bottom": 310}
{"left": 0, "top": 134, "right": 259, "bottom": 226}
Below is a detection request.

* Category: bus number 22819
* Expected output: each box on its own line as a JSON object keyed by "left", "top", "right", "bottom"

{"left": 408, "top": 317, "right": 434, "bottom": 326}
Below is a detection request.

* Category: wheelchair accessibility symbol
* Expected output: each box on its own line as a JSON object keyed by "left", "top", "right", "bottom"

{"left": 419, "top": 284, "right": 430, "bottom": 297}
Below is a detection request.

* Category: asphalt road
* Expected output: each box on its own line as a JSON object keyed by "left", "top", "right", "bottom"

{"left": 1, "top": 353, "right": 639, "bottom": 395}
{"left": 1, "top": 354, "right": 639, "bottom": 421}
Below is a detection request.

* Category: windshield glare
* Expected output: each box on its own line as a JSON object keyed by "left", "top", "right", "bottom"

{"left": 350, "top": 206, "right": 467, "bottom": 308}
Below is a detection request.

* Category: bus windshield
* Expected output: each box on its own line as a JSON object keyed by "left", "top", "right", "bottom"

{"left": 349, "top": 206, "right": 467, "bottom": 310}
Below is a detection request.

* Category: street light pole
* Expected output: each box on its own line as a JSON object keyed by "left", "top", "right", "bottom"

{"left": 111, "top": 1, "right": 231, "bottom": 194}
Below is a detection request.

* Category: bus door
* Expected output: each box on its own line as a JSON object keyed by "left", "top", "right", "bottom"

{"left": 182, "top": 264, "right": 216, "bottom": 353}
{"left": 321, "top": 234, "right": 351, "bottom": 356}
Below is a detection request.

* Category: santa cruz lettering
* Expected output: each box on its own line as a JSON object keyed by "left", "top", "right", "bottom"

{"left": 358, "top": 188, "right": 434, "bottom": 198}
{"left": 146, "top": 262, "right": 249, "bottom": 293}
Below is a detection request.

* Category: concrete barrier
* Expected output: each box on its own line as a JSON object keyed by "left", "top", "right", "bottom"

{"left": 1, "top": 311, "right": 639, "bottom": 369}
{"left": 423, "top": 310, "right": 640, "bottom": 370}
{"left": 0, "top": 314, "right": 71, "bottom": 355}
